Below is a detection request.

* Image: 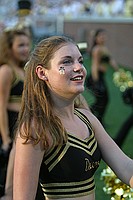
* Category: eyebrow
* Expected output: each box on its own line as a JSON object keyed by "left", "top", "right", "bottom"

{"left": 60, "top": 55, "right": 83, "bottom": 60}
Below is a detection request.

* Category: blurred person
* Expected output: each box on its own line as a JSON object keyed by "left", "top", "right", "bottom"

{"left": 13, "top": 35, "right": 133, "bottom": 200}
{"left": 0, "top": 27, "right": 31, "bottom": 197}
{"left": 114, "top": 87, "right": 133, "bottom": 147}
{"left": 86, "top": 28, "right": 118, "bottom": 125}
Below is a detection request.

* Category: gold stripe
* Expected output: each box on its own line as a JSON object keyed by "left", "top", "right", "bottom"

{"left": 41, "top": 178, "right": 95, "bottom": 198}
{"left": 68, "top": 130, "right": 94, "bottom": 142}
{"left": 70, "top": 140, "right": 97, "bottom": 156}
{"left": 41, "top": 175, "right": 94, "bottom": 187}
{"left": 48, "top": 144, "right": 70, "bottom": 172}
{"left": 42, "top": 181, "right": 94, "bottom": 193}
{"left": 11, "top": 76, "right": 23, "bottom": 88}
{"left": 68, "top": 133, "right": 95, "bottom": 148}
{"left": 9, "top": 95, "right": 21, "bottom": 103}
{"left": 44, "top": 145, "right": 63, "bottom": 165}
{"left": 44, "top": 189, "right": 95, "bottom": 199}
{"left": 87, "top": 137, "right": 97, "bottom": 149}
{"left": 74, "top": 109, "right": 95, "bottom": 134}
{"left": 68, "top": 134, "right": 97, "bottom": 155}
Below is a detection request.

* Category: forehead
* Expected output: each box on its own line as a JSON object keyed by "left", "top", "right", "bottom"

{"left": 97, "top": 32, "right": 106, "bottom": 37}
{"left": 53, "top": 43, "right": 81, "bottom": 58}
{"left": 13, "top": 35, "right": 29, "bottom": 43}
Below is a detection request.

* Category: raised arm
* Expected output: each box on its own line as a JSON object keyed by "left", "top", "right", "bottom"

{"left": 91, "top": 47, "right": 101, "bottom": 81}
{"left": 110, "top": 57, "right": 119, "bottom": 71}
{"left": 95, "top": 118, "right": 133, "bottom": 186}
{"left": 85, "top": 110, "right": 133, "bottom": 187}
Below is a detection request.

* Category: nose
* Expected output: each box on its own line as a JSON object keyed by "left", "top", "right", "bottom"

{"left": 25, "top": 45, "right": 30, "bottom": 52}
{"left": 73, "top": 62, "right": 83, "bottom": 73}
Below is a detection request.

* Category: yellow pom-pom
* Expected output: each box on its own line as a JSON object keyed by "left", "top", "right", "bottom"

{"left": 113, "top": 68, "right": 133, "bottom": 92}
{"left": 101, "top": 166, "right": 133, "bottom": 199}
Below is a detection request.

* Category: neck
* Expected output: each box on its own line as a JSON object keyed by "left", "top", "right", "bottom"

{"left": 52, "top": 95, "right": 76, "bottom": 119}
{"left": 10, "top": 59, "right": 26, "bottom": 69}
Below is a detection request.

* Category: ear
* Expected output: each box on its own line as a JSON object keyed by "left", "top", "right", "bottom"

{"left": 36, "top": 65, "right": 48, "bottom": 81}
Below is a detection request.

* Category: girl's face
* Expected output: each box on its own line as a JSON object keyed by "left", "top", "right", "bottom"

{"left": 96, "top": 31, "right": 107, "bottom": 45}
{"left": 38, "top": 43, "right": 87, "bottom": 99}
{"left": 11, "top": 35, "right": 30, "bottom": 64}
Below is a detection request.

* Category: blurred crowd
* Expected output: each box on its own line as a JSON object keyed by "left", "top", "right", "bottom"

{"left": 32, "top": 0, "right": 133, "bottom": 18}
{"left": 0, "top": 0, "right": 133, "bottom": 31}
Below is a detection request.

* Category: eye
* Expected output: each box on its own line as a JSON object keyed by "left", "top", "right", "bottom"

{"left": 19, "top": 43, "right": 25, "bottom": 47}
{"left": 79, "top": 59, "right": 84, "bottom": 65}
{"left": 63, "top": 59, "right": 73, "bottom": 65}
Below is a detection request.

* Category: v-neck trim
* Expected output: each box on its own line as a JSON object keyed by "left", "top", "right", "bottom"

{"left": 65, "top": 108, "right": 94, "bottom": 142}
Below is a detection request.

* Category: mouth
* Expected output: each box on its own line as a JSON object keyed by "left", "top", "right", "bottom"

{"left": 70, "top": 75, "right": 83, "bottom": 81}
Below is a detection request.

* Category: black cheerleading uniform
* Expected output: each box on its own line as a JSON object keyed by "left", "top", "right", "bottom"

{"left": 0, "top": 70, "right": 23, "bottom": 148}
{"left": 8, "top": 71, "right": 24, "bottom": 139}
{"left": 39, "top": 109, "right": 101, "bottom": 199}
{"left": 86, "top": 54, "right": 110, "bottom": 125}
{"left": 0, "top": 71, "right": 24, "bottom": 197}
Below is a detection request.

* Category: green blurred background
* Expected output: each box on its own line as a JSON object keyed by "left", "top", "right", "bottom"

{"left": 83, "top": 56, "right": 133, "bottom": 200}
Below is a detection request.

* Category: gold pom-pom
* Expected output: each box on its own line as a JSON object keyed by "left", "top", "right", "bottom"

{"left": 113, "top": 69, "right": 133, "bottom": 92}
{"left": 101, "top": 166, "right": 133, "bottom": 199}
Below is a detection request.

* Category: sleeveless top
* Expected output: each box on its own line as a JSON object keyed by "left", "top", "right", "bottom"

{"left": 39, "top": 109, "right": 101, "bottom": 199}
{"left": 8, "top": 69, "right": 24, "bottom": 138}
{"left": 100, "top": 54, "right": 110, "bottom": 64}
{"left": 9, "top": 70, "right": 24, "bottom": 103}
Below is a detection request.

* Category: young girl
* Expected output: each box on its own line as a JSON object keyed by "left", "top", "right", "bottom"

{"left": 13, "top": 35, "right": 133, "bottom": 200}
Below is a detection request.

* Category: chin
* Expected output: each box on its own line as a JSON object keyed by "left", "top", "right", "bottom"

{"left": 79, "top": 86, "right": 85, "bottom": 92}
{"left": 76, "top": 88, "right": 84, "bottom": 94}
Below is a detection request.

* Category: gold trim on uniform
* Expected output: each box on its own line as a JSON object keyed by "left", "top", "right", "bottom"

{"left": 40, "top": 176, "right": 95, "bottom": 198}
{"left": 9, "top": 95, "right": 22, "bottom": 103}
{"left": 45, "top": 144, "right": 70, "bottom": 172}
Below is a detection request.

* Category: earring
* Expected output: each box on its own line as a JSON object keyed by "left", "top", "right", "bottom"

{"left": 43, "top": 76, "right": 48, "bottom": 80}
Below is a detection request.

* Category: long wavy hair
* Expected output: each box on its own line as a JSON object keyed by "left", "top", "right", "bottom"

{"left": 16, "top": 35, "right": 76, "bottom": 150}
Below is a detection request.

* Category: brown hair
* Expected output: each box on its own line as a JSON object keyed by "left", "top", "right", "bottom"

{"left": 0, "top": 28, "right": 30, "bottom": 66}
{"left": 17, "top": 35, "right": 76, "bottom": 150}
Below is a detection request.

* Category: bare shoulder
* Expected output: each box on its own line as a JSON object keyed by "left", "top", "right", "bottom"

{"left": 92, "top": 45, "right": 101, "bottom": 54}
{"left": 0, "top": 64, "right": 13, "bottom": 81}
{"left": 77, "top": 108, "right": 108, "bottom": 137}
{"left": 76, "top": 108, "right": 97, "bottom": 123}
{"left": 0, "top": 64, "right": 13, "bottom": 73}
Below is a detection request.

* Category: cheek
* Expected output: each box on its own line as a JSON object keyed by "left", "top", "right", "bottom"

{"left": 83, "top": 67, "right": 87, "bottom": 78}
{"left": 12, "top": 47, "right": 20, "bottom": 56}
{"left": 48, "top": 71, "right": 68, "bottom": 89}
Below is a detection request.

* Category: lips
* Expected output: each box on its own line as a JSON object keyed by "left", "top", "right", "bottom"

{"left": 70, "top": 75, "right": 83, "bottom": 81}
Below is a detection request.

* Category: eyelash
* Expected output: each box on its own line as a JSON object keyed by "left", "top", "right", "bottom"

{"left": 79, "top": 60, "right": 84, "bottom": 65}
{"left": 63, "top": 59, "right": 84, "bottom": 65}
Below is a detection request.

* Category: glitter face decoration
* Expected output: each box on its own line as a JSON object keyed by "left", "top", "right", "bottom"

{"left": 59, "top": 66, "right": 65, "bottom": 75}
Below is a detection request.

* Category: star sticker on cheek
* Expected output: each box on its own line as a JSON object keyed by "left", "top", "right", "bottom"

{"left": 59, "top": 66, "right": 65, "bottom": 75}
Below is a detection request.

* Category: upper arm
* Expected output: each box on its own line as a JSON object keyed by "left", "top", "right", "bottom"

{"left": 90, "top": 115, "right": 133, "bottom": 184}
{"left": 0, "top": 65, "right": 13, "bottom": 106}
{"left": 92, "top": 47, "right": 101, "bottom": 66}
{"left": 13, "top": 137, "right": 44, "bottom": 200}
{"left": 82, "top": 110, "right": 133, "bottom": 185}
{"left": 91, "top": 47, "right": 101, "bottom": 80}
